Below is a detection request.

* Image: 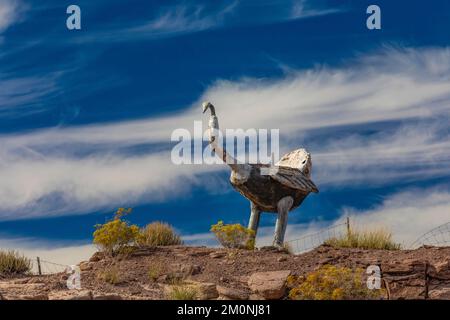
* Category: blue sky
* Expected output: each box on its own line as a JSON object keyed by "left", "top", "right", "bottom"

{"left": 1, "top": 0, "right": 450, "bottom": 263}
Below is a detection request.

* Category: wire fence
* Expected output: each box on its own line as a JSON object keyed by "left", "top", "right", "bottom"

{"left": 410, "top": 221, "right": 450, "bottom": 249}
{"left": 31, "top": 257, "right": 69, "bottom": 275}
{"left": 21, "top": 219, "right": 450, "bottom": 274}
{"left": 286, "top": 218, "right": 350, "bottom": 254}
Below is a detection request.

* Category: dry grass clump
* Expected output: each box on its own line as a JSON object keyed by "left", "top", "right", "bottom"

{"left": 0, "top": 250, "right": 32, "bottom": 276}
{"left": 167, "top": 284, "right": 198, "bottom": 300}
{"left": 324, "top": 227, "right": 400, "bottom": 250}
{"left": 148, "top": 261, "right": 164, "bottom": 282}
{"left": 98, "top": 266, "right": 121, "bottom": 285}
{"left": 138, "top": 222, "right": 182, "bottom": 247}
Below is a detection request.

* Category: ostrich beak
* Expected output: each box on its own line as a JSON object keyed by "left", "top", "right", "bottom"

{"left": 202, "top": 101, "right": 211, "bottom": 113}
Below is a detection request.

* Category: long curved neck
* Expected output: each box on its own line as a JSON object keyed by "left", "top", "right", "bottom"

{"left": 208, "top": 104, "right": 216, "bottom": 117}
{"left": 206, "top": 108, "right": 238, "bottom": 170}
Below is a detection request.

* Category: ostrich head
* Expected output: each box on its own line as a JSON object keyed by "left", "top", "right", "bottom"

{"left": 297, "top": 150, "right": 312, "bottom": 178}
{"left": 202, "top": 101, "right": 216, "bottom": 115}
{"left": 276, "top": 148, "right": 312, "bottom": 178}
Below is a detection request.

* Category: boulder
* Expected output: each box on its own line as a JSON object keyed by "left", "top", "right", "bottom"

{"left": 89, "top": 251, "right": 104, "bottom": 262}
{"left": 79, "top": 261, "right": 94, "bottom": 271}
{"left": 248, "top": 270, "right": 291, "bottom": 299}
{"left": 0, "top": 282, "right": 46, "bottom": 291}
{"left": 430, "top": 260, "right": 450, "bottom": 279}
{"left": 209, "top": 251, "right": 226, "bottom": 259}
{"left": 171, "top": 263, "right": 202, "bottom": 276}
{"left": 428, "top": 287, "right": 450, "bottom": 300}
{"left": 383, "top": 260, "right": 426, "bottom": 275}
{"left": 184, "top": 281, "right": 218, "bottom": 300}
{"left": 216, "top": 285, "right": 249, "bottom": 300}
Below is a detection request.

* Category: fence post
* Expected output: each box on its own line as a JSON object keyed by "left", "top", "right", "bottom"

{"left": 36, "top": 257, "right": 42, "bottom": 275}
{"left": 346, "top": 216, "right": 351, "bottom": 237}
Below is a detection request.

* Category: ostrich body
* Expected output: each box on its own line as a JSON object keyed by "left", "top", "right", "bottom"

{"left": 203, "top": 102, "right": 318, "bottom": 246}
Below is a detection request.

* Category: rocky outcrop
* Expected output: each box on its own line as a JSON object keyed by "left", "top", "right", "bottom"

{"left": 1, "top": 245, "right": 450, "bottom": 300}
{"left": 184, "top": 281, "right": 219, "bottom": 300}
{"left": 248, "top": 270, "right": 291, "bottom": 299}
{"left": 216, "top": 285, "right": 249, "bottom": 300}
{"left": 381, "top": 257, "right": 450, "bottom": 299}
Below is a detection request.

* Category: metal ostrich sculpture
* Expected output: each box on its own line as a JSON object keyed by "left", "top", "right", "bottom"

{"left": 202, "top": 102, "right": 318, "bottom": 247}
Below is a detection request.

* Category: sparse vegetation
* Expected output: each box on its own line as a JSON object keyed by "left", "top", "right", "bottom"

{"left": 148, "top": 261, "right": 163, "bottom": 282}
{"left": 167, "top": 284, "right": 198, "bottom": 300}
{"left": 210, "top": 221, "right": 255, "bottom": 250}
{"left": 138, "top": 222, "right": 182, "bottom": 247}
{"left": 288, "top": 265, "right": 385, "bottom": 300}
{"left": 93, "top": 208, "right": 140, "bottom": 256}
{"left": 324, "top": 227, "right": 401, "bottom": 250}
{"left": 98, "top": 266, "right": 121, "bottom": 285}
{"left": 0, "top": 250, "right": 32, "bottom": 276}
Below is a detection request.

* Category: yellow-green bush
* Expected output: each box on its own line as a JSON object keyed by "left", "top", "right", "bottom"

{"left": 0, "top": 250, "right": 32, "bottom": 276}
{"left": 210, "top": 221, "right": 255, "bottom": 250}
{"left": 324, "top": 227, "right": 400, "bottom": 250}
{"left": 93, "top": 208, "right": 140, "bottom": 255}
{"left": 138, "top": 222, "right": 182, "bottom": 247}
{"left": 288, "top": 265, "right": 385, "bottom": 300}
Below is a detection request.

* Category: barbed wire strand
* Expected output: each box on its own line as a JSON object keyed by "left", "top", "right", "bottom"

{"left": 410, "top": 222, "right": 450, "bottom": 248}
{"left": 286, "top": 221, "right": 348, "bottom": 254}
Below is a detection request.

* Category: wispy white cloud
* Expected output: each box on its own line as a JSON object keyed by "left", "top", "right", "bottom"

{"left": 291, "top": 0, "right": 343, "bottom": 20}
{"left": 76, "top": 0, "right": 344, "bottom": 43}
{"left": 0, "top": 73, "right": 59, "bottom": 116}
{"left": 201, "top": 47, "right": 450, "bottom": 132}
{"left": 313, "top": 122, "right": 450, "bottom": 186}
{"left": 78, "top": 1, "right": 239, "bottom": 43}
{"left": 129, "top": 1, "right": 238, "bottom": 36}
{"left": 0, "top": 151, "right": 223, "bottom": 220}
{"left": 0, "top": 0, "right": 25, "bottom": 33}
{"left": 0, "top": 47, "right": 449, "bottom": 220}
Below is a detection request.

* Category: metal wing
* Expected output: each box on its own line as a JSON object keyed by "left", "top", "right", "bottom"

{"left": 269, "top": 166, "right": 319, "bottom": 193}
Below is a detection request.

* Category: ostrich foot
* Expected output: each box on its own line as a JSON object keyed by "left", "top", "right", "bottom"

{"left": 273, "top": 196, "right": 294, "bottom": 247}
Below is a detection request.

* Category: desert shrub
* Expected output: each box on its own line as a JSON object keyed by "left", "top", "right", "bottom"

{"left": 0, "top": 250, "right": 32, "bottom": 276}
{"left": 98, "top": 266, "right": 121, "bottom": 285}
{"left": 210, "top": 221, "right": 255, "bottom": 250}
{"left": 288, "top": 265, "right": 385, "bottom": 300}
{"left": 167, "top": 285, "right": 197, "bottom": 300}
{"left": 138, "top": 222, "right": 182, "bottom": 247}
{"left": 148, "top": 261, "right": 164, "bottom": 282}
{"left": 324, "top": 227, "right": 400, "bottom": 250}
{"left": 93, "top": 208, "right": 140, "bottom": 256}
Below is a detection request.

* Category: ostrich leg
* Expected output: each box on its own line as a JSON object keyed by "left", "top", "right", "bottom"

{"left": 273, "top": 196, "right": 294, "bottom": 247}
{"left": 248, "top": 202, "right": 261, "bottom": 235}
